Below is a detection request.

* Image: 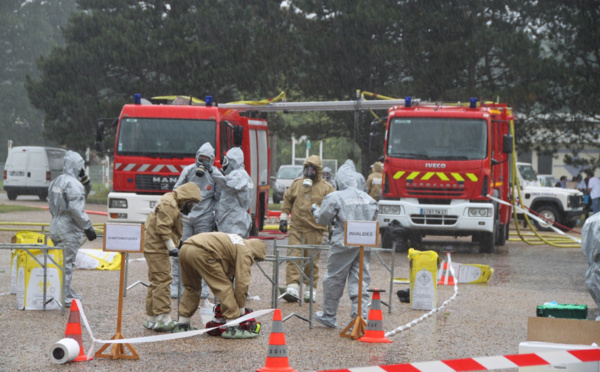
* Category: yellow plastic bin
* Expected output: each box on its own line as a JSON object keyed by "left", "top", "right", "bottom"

{"left": 12, "top": 232, "right": 63, "bottom": 310}
{"left": 408, "top": 248, "right": 439, "bottom": 310}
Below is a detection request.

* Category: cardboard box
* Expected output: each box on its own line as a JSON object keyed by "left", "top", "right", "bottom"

{"left": 518, "top": 317, "right": 600, "bottom": 372}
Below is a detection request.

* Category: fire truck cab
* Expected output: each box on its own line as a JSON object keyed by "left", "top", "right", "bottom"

{"left": 377, "top": 98, "right": 514, "bottom": 253}
{"left": 98, "top": 95, "right": 270, "bottom": 234}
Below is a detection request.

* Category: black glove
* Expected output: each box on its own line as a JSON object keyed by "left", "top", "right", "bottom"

{"left": 202, "top": 160, "right": 213, "bottom": 174}
{"left": 84, "top": 227, "right": 97, "bottom": 241}
{"left": 279, "top": 220, "right": 288, "bottom": 233}
{"left": 168, "top": 249, "right": 179, "bottom": 257}
{"left": 178, "top": 240, "right": 184, "bottom": 249}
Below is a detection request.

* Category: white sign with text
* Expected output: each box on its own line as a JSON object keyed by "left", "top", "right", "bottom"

{"left": 344, "top": 220, "right": 379, "bottom": 247}
{"left": 103, "top": 223, "right": 145, "bottom": 253}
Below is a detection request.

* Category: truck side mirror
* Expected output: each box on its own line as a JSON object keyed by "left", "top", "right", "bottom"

{"left": 369, "top": 132, "right": 381, "bottom": 152}
{"left": 369, "top": 118, "right": 385, "bottom": 152}
{"left": 502, "top": 135, "right": 513, "bottom": 154}
{"left": 95, "top": 121, "right": 105, "bottom": 153}
{"left": 233, "top": 126, "right": 244, "bottom": 147}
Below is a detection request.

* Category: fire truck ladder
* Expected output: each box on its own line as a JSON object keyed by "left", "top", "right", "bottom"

{"left": 220, "top": 91, "right": 406, "bottom": 113}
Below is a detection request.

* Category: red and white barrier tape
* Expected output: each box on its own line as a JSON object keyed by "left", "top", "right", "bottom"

{"left": 73, "top": 299, "right": 274, "bottom": 359}
{"left": 316, "top": 348, "right": 600, "bottom": 372}
{"left": 487, "top": 195, "right": 581, "bottom": 244}
{"left": 385, "top": 262, "right": 458, "bottom": 338}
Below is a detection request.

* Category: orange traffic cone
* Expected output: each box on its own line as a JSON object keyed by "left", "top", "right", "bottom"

{"left": 437, "top": 261, "right": 456, "bottom": 285}
{"left": 359, "top": 289, "right": 392, "bottom": 343}
{"left": 438, "top": 248, "right": 457, "bottom": 286}
{"left": 64, "top": 299, "right": 92, "bottom": 362}
{"left": 256, "top": 309, "right": 297, "bottom": 372}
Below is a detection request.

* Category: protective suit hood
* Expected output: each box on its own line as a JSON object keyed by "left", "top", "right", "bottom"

{"left": 336, "top": 163, "right": 358, "bottom": 190}
{"left": 372, "top": 162, "right": 383, "bottom": 173}
{"left": 63, "top": 151, "right": 85, "bottom": 178}
{"left": 195, "top": 142, "right": 215, "bottom": 167}
{"left": 245, "top": 239, "right": 267, "bottom": 261}
{"left": 226, "top": 147, "right": 245, "bottom": 171}
{"left": 172, "top": 182, "right": 202, "bottom": 209}
{"left": 304, "top": 155, "right": 323, "bottom": 181}
{"left": 343, "top": 159, "right": 356, "bottom": 172}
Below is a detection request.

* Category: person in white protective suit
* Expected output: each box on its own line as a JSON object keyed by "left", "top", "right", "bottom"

{"left": 311, "top": 162, "right": 378, "bottom": 328}
{"left": 170, "top": 143, "right": 221, "bottom": 299}
{"left": 581, "top": 213, "right": 600, "bottom": 321}
{"left": 322, "top": 166, "right": 334, "bottom": 187}
{"left": 337, "top": 159, "right": 367, "bottom": 192}
{"left": 48, "top": 150, "right": 97, "bottom": 307}
{"left": 210, "top": 147, "right": 254, "bottom": 238}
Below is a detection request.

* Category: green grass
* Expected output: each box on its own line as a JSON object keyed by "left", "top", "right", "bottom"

{"left": 0, "top": 204, "right": 44, "bottom": 213}
{"left": 86, "top": 184, "right": 110, "bottom": 205}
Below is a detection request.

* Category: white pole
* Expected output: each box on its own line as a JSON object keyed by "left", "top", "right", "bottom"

{"left": 291, "top": 136, "right": 296, "bottom": 165}
{"left": 105, "top": 155, "right": 110, "bottom": 188}
{"left": 319, "top": 140, "right": 323, "bottom": 159}
{"left": 85, "top": 147, "right": 90, "bottom": 179}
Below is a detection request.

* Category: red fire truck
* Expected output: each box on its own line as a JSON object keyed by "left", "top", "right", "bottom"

{"left": 96, "top": 94, "right": 271, "bottom": 234}
{"left": 377, "top": 98, "right": 514, "bottom": 253}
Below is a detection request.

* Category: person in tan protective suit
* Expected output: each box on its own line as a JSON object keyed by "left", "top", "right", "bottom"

{"left": 143, "top": 182, "right": 201, "bottom": 332}
{"left": 367, "top": 161, "right": 383, "bottom": 201}
{"left": 279, "top": 155, "right": 335, "bottom": 302}
{"left": 172, "top": 232, "right": 267, "bottom": 338}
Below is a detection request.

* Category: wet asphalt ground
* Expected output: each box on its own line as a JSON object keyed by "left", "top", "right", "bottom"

{"left": 0, "top": 192, "right": 597, "bottom": 372}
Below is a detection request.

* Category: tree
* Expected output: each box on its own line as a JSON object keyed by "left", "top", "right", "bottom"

{"left": 0, "top": 0, "right": 77, "bottom": 161}
{"left": 516, "top": 0, "right": 600, "bottom": 171}
{"left": 26, "top": 0, "right": 300, "bottom": 152}
{"left": 283, "top": 0, "right": 552, "bottom": 173}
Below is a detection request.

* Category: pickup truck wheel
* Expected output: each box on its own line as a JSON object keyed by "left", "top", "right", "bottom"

{"left": 533, "top": 205, "right": 559, "bottom": 232}
{"left": 272, "top": 194, "right": 280, "bottom": 204}
{"left": 479, "top": 231, "right": 496, "bottom": 253}
{"left": 7, "top": 191, "right": 17, "bottom": 200}
{"left": 38, "top": 192, "right": 48, "bottom": 201}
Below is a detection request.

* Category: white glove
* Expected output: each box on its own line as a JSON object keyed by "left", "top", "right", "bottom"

{"left": 164, "top": 239, "right": 177, "bottom": 251}
{"left": 279, "top": 213, "right": 288, "bottom": 222}
{"left": 310, "top": 203, "right": 318, "bottom": 216}
{"left": 239, "top": 307, "right": 246, "bottom": 317}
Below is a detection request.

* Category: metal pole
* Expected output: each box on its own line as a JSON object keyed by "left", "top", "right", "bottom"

{"left": 291, "top": 137, "right": 295, "bottom": 165}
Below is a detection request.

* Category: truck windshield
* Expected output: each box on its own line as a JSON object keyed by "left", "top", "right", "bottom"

{"left": 387, "top": 118, "right": 487, "bottom": 160}
{"left": 517, "top": 164, "right": 537, "bottom": 182}
{"left": 117, "top": 118, "right": 217, "bottom": 158}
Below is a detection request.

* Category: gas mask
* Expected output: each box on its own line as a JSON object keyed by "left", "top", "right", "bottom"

{"left": 181, "top": 200, "right": 198, "bottom": 216}
{"left": 303, "top": 165, "right": 317, "bottom": 188}
{"left": 222, "top": 156, "right": 231, "bottom": 175}
{"left": 78, "top": 168, "right": 91, "bottom": 187}
{"left": 195, "top": 164, "right": 206, "bottom": 177}
{"left": 303, "top": 165, "right": 317, "bottom": 181}
{"left": 195, "top": 155, "right": 210, "bottom": 177}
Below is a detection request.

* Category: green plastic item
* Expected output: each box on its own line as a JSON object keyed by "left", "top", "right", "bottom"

{"left": 536, "top": 303, "right": 588, "bottom": 319}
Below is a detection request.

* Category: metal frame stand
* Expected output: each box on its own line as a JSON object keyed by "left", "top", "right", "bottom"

{"left": 0, "top": 243, "right": 66, "bottom": 314}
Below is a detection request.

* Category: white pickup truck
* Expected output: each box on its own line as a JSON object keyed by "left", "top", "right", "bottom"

{"left": 516, "top": 162, "right": 585, "bottom": 231}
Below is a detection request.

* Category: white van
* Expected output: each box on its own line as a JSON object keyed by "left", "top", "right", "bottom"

{"left": 3, "top": 146, "right": 67, "bottom": 200}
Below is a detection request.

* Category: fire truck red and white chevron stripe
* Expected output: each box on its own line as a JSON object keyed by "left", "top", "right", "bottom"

{"left": 317, "top": 348, "right": 600, "bottom": 372}
{"left": 114, "top": 163, "right": 186, "bottom": 173}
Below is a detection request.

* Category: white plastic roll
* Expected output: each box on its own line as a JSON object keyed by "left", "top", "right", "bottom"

{"left": 49, "top": 338, "right": 80, "bottom": 364}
